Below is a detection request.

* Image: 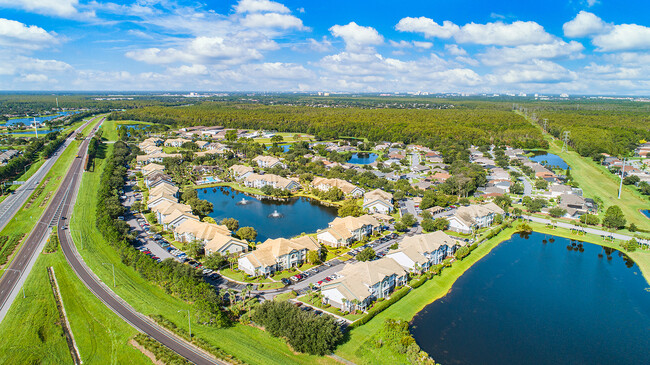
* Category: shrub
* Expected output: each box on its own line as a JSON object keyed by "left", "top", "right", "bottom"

{"left": 252, "top": 301, "right": 342, "bottom": 355}
{"left": 350, "top": 286, "right": 411, "bottom": 328}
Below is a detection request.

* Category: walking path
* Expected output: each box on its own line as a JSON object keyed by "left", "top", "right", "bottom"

{"left": 522, "top": 215, "right": 649, "bottom": 245}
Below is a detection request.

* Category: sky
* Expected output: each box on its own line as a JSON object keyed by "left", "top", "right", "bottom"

{"left": 1, "top": 0, "right": 650, "bottom": 94}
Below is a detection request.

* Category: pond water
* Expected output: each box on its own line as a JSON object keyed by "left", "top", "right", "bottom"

{"left": 528, "top": 151, "right": 569, "bottom": 170}
{"left": 348, "top": 152, "right": 378, "bottom": 164}
{"left": 410, "top": 232, "right": 650, "bottom": 365}
{"left": 265, "top": 144, "right": 292, "bottom": 153}
{"left": 641, "top": 210, "right": 650, "bottom": 219}
{"left": 197, "top": 186, "right": 338, "bottom": 242}
{"left": 6, "top": 112, "right": 76, "bottom": 126}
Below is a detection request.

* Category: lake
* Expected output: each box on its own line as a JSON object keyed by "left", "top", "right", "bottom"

{"left": 348, "top": 152, "right": 378, "bottom": 164}
{"left": 2, "top": 128, "right": 61, "bottom": 136}
{"left": 197, "top": 186, "right": 338, "bottom": 242}
{"left": 528, "top": 151, "right": 569, "bottom": 170}
{"left": 410, "top": 232, "right": 650, "bottom": 365}
{"left": 642, "top": 210, "right": 650, "bottom": 219}
{"left": 6, "top": 112, "right": 76, "bottom": 126}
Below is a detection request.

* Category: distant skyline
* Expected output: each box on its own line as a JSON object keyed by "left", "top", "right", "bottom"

{"left": 1, "top": 0, "right": 650, "bottom": 95}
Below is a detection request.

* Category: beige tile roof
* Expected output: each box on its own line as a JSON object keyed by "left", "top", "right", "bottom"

{"left": 205, "top": 233, "right": 248, "bottom": 254}
{"left": 392, "top": 231, "right": 457, "bottom": 263}
{"left": 230, "top": 164, "right": 254, "bottom": 177}
{"left": 323, "top": 257, "right": 406, "bottom": 301}
{"left": 240, "top": 236, "right": 319, "bottom": 268}
{"left": 163, "top": 209, "right": 198, "bottom": 225}
{"left": 150, "top": 183, "right": 178, "bottom": 196}
{"left": 311, "top": 177, "right": 364, "bottom": 195}
{"left": 174, "top": 220, "right": 231, "bottom": 241}
{"left": 245, "top": 173, "right": 298, "bottom": 190}
{"left": 329, "top": 214, "right": 379, "bottom": 232}
{"left": 363, "top": 189, "right": 393, "bottom": 204}
{"left": 142, "top": 163, "right": 165, "bottom": 174}
{"left": 253, "top": 155, "right": 281, "bottom": 166}
{"left": 152, "top": 201, "right": 193, "bottom": 216}
{"left": 454, "top": 203, "right": 505, "bottom": 227}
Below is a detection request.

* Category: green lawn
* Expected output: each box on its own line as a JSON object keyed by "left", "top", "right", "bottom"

{"left": 298, "top": 293, "right": 364, "bottom": 321}
{"left": 220, "top": 268, "right": 272, "bottom": 283}
{"left": 335, "top": 227, "right": 516, "bottom": 364}
{"left": 517, "top": 111, "right": 650, "bottom": 231}
{"left": 0, "top": 250, "right": 149, "bottom": 364}
{"left": 100, "top": 119, "right": 152, "bottom": 142}
{"left": 70, "top": 144, "right": 337, "bottom": 365}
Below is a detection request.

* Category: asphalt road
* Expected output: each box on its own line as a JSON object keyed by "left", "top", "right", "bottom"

{"left": 0, "top": 116, "right": 100, "bottom": 232}
{"left": 0, "top": 117, "right": 103, "bottom": 320}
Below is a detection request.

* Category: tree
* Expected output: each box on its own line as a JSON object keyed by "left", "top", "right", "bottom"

{"left": 204, "top": 253, "right": 227, "bottom": 270}
{"left": 623, "top": 175, "right": 640, "bottom": 185}
{"left": 225, "top": 129, "right": 238, "bottom": 141}
{"left": 356, "top": 247, "right": 376, "bottom": 262}
{"left": 420, "top": 218, "right": 436, "bottom": 232}
{"left": 638, "top": 181, "right": 650, "bottom": 195}
{"left": 221, "top": 218, "right": 240, "bottom": 232}
{"left": 187, "top": 241, "right": 204, "bottom": 258}
{"left": 493, "top": 214, "right": 503, "bottom": 224}
{"left": 602, "top": 205, "right": 626, "bottom": 229}
{"left": 494, "top": 195, "right": 512, "bottom": 210}
{"left": 306, "top": 250, "right": 321, "bottom": 264}
{"left": 236, "top": 227, "right": 258, "bottom": 241}
{"left": 401, "top": 213, "right": 417, "bottom": 227}
{"left": 628, "top": 223, "right": 637, "bottom": 232}
{"left": 534, "top": 178, "right": 548, "bottom": 190}
{"left": 455, "top": 246, "right": 470, "bottom": 260}
{"left": 202, "top": 216, "right": 217, "bottom": 224}
{"left": 432, "top": 218, "right": 449, "bottom": 231}
{"left": 189, "top": 198, "right": 213, "bottom": 217}
{"left": 420, "top": 210, "right": 432, "bottom": 220}
{"left": 130, "top": 201, "right": 144, "bottom": 213}
{"left": 580, "top": 213, "right": 599, "bottom": 225}
{"left": 338, "top": 199, "right": 363, "bottom": 217}
{"left": 394, "top": 222, "right": 408, "bottom": 232}
{"left": 323, "top": 187, "right": 344, "bottom": 202}
{"left": 620, "top": 239, "right": 638, "bottom": 252}
{"left": 548, "top": 207, "right": 567, "bottom": 218}
{"left": 270, "top": 134, "right": 284, "bottom": 143}
{"left": 510, "top": 182, "right": 524, "bottom": 195}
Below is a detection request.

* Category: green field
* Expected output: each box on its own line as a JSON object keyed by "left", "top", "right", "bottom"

{"left": 518, "top": 111, "right": 650, "bottom": 231}
{"left": 100, "top": 119, "right": 153, "bottom": 142}
{"left": 0, "top": 249, "right": 150, "bottom": 364}
{"left": 70, "top": 143, "right": 337, "bottom": 365}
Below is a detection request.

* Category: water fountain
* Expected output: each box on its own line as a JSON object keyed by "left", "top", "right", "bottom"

{"left": 237, "top": 198, "right": 250, "bottom": 205}
{"left": 268, "top": 210, "right": 283, "bottom": 218}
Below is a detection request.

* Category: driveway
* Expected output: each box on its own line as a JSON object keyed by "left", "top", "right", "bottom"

{"left": 509, "top": 166, "right": 533, "bottom": 196}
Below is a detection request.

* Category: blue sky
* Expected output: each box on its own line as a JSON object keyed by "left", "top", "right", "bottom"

{"left": 1, "top": 0, "right": 650, "bottom": 94}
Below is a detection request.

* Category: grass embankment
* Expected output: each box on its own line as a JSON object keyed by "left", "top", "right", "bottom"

{"left": 517, "top": 110, "right": 650, "bottom": 231}
{"left": 335, "top": 227, "right": 516, "bottom": 364}
{"left": 0, "top": 250, "right": 149, "bottom": 364}
{"left": 71, "top": 143, "right": 337, "bottom": 365}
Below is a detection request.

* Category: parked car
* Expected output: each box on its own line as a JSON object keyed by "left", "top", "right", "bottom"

{"left": 280, "top": 278, "right": 291, "bottom": 285}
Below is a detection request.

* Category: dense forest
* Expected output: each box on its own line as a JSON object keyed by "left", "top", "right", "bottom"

{"left": 112, "top": 102, "right": 547, "bottom": 147}
{"left": 528, "top": 102, "right": 650, "bottom": 157}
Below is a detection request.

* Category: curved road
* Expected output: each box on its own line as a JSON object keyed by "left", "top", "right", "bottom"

{"left": 50, "top": 134, "right": 224, "bottom": 364}
{"left": 0, "top": 115, "right": 101, "bottom": 231}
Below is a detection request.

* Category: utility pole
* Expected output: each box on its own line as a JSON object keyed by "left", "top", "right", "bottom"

{"left": 178, "top": 310, "right": 191, "bottom": 338}
{"left": 102, "top": 263, "right": 115, "bottom": 287}
{"left": 618, "top": 158, "right": 626, "bottom": 199}
{"left": 542, "top": 119, "right": 548, "bottom": 132}
{"left": 561, "top": 131, "right": 571, "bottom": 152}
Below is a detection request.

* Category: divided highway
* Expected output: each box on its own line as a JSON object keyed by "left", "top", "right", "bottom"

{"left": 1, "top": 117, "right": 224, "bottom": 363}
{"left": 0, "top": 117, "right": 104, "bottom": 318}
{"left": 0, "top": 116, "right": 100, "bottom": 231}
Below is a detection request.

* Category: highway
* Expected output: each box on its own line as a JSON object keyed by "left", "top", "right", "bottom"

{"left": 0, "top": 117, "right": 104, "bottom": 320}
{"left": 0, "top": 115, "right": 101, "bottom": 231}
{"left": 51, "top": 133, "right": 224, "bottom": 364}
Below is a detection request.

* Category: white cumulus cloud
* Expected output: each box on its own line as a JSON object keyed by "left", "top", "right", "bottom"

{"left": 480, "top": 40, "right": 584, "bottom": 66}
{"left": 0, "top": 18, "right": 58, "bottom": 50}
{"left": 330, "top": 22, "right": 384, "bottom": 51}
{"left": 235, "top": 0, "right": 290, "bottom": 14}
{"left": 593, "top": 23, "right": 650, "bottom": 51}
{"left": 0, "top": 0, "right": 92, "bottom": 18}
{"left": 241, "top": 12, "right": 306, "bottom": 30}
{"left": 395, "top": 17, "right": 459, "bottom": 39}
{"left": 563, "top": 11, "right": 609, "bottom": 37}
